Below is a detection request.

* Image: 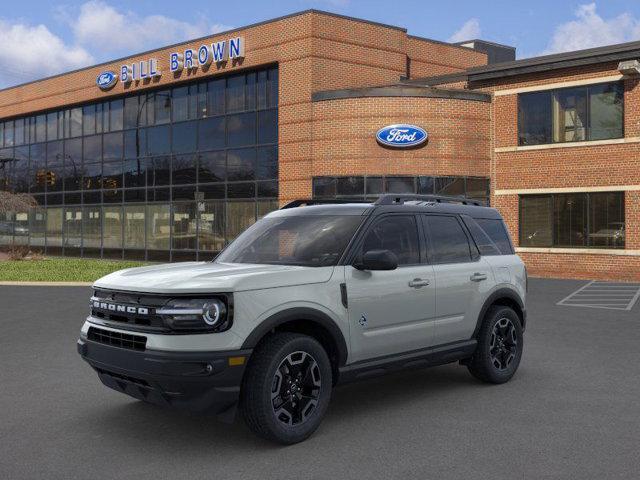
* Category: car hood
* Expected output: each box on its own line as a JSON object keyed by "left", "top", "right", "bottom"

{"left": 93, "top": 262, "right": 335, "bottom": 294}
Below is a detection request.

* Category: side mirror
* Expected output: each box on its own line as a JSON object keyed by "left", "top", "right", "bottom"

{"left": 355, "top": 249, "right": 398, "bottom": 271}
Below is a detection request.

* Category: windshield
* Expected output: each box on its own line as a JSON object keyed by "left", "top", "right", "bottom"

{"left": 216, "top": 215, "right": 363, "bottom": 267}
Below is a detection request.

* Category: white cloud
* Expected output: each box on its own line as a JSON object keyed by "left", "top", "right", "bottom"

{"left": 0, "top": 1, "right": 233, "bottom": 88}
{"left": 0, "top": 20, "right": 93, "bottom": 88}
{"left": 71, "top": 1, "right": 231, "bottom": 55}
{"left": 542, "top": 3, "right": 640, "bottom": 54}
{"left": 448, "top": 18, "right": 481, "bottom": 43}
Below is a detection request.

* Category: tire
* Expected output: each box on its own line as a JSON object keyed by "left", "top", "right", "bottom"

{"left": 467, "top": 306, "right": 523, "bottom": 384}
{"left": 240, "top": 332, "right": 333, "bottom": 444}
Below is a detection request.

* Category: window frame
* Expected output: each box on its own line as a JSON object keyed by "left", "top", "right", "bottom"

{"left": 517, "top": 81, "right": 624, "bottom": 146}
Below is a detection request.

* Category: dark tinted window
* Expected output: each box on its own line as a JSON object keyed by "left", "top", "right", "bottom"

{"left": 519, "top": 192, "right": 624, "bottom": 248}
{"left": 424, "top": 215, "right": 471, "bottom": 264}
{"left": 518, "top": 91, "right": 552, "bottom": 145}
{"left": 361, "top": 215, "right": 419, "bottom": 265}
{"left": 172, "top": 120, "right": 197, "bottom": 153}
{"left": 386, "top": 177, "right": 414, "bottom": 193}
{"left": 475, "top": 218, "right": 513, "bottom": 255}
{"left": 198, "top": 117, "right": 225, "bottom": 150}
{"left": 147, "top": 125, "right": 170, "bottom": 155}
{"left": 227, "top": 112, "right": 256, "bottom": 147}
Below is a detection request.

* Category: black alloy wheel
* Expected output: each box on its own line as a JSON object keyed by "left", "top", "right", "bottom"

{"left": 271, "top": 351, "right": 322, "bottom": 426}
{"left": 489, "top": 317, "right": 518, "bottom": 371}
{"left": 241, "top": 332, "right": 332, "bottom": 444}
{"left": 467, "top": 305, "right": 523, "bottom": 384}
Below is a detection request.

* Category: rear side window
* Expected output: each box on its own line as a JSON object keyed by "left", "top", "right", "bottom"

{"left": 462, "top": 216, "right": 501, "bottom": 256}
{"left": 361, "top": 215, "right": 420, "bottom": 265}
{"left": 423, "top": 215, "right": 471, "bottom": 264}
{"left": 475, "top": 218, "right": 514, "bottom": 255}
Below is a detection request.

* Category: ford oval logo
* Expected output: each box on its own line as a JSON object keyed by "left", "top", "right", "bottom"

{"left": 376, "top": 124, "right": 428, "bottom": 148}
{"left": 96, "top": 71, "right": 118, "bottom": 90}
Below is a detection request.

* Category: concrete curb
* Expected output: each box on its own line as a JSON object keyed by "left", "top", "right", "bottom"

{"left": 0, "top": 281, "right": 93, "bottom": 286}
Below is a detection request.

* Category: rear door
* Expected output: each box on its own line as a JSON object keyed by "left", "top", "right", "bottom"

{"left": 345, "top": 214, "right": 436, "bottom": 363}
{"left": 422, "top": 214, "right": 492, "bottom": 345}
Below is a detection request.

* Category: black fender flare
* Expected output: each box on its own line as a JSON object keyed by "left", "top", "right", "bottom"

{"left": 473, "top": 288, "right": 526, "bottom": 338}
{"left": 241, "top": 307, "right": 349, "bottom": 367}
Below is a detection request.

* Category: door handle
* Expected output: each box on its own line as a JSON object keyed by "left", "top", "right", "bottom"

{"left": 470, "top": 272, "right": 488, "bottom": 282}
{"left": 408, "top": 278, "right": 430, "bottom": 288}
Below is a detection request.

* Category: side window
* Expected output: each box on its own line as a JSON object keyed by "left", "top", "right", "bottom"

{"left": 423, "top": 215, "right": 472, "bottom": 264}
{"left": 462, "top": 216, "right": 501, "bottom": 256}
{"left": 361, "top": 215, "right": 420, "bottom": 265}
{"left": 475, "top": 218, "right": 514, "bottom": 255}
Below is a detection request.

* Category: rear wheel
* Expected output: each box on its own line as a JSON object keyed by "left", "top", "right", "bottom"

{"left": 240, "top": 332, "right": 332, "bottom": 444}
{"left": 467, "top": 306, "right": 523, "bottom": 384}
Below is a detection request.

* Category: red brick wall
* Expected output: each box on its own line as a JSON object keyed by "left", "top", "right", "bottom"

{"left": 406, "top": 37, "right": 487, "bottom": 79}
{"left": 481, "top": 64, "right": 640, "bottom": 281}
{"left": 308, "top": 95, "right": 491, "bottom": 182}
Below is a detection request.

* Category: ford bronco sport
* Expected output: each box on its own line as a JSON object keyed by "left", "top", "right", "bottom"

{"left": 78, "top": 194, "right": 527, "bottom": 444}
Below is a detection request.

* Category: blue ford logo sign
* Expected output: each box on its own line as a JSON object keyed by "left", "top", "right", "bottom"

{"left": 376, "top": 124, "right": 428, "bottom": 148}
{"left": 96, "top": 71, "right": 118, "bottom": 90}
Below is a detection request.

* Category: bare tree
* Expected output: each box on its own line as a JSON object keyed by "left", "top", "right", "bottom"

{"left": 0, "top": 191, "right": 37, "bottom": 215}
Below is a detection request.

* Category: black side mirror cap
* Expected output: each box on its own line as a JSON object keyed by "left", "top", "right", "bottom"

{"left": 355, "top": 249, "right": 399, "bottom": 271}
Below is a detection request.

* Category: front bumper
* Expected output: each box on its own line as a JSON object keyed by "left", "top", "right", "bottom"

{"left": 77, "top": 338, "right": 251, "bottom": 416}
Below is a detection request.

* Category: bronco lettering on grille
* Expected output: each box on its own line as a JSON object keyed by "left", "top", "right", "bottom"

{"left": 92, "top": 301, "right": 149, "bottom": 315}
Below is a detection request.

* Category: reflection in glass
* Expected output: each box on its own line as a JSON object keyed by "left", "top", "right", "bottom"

{"left": 172, "top": 202, "right": 197, "bottom": 250}
{"left": 198, "top": 201, "right": 225, "bottom": 252}
{"left": 227, "top": 148, "right": 255, "bottom": 181}
{"left": 198, "top": 117, "right": 225, "bottom": 150}
{"left": 124, "top": 205, "right": 145, "bottom": 249}
{"left": 83, "top": 206, "right": 102, "bottom": 249}
{"left": 103, "top": 206, "right": 122, "bottom": 248}
{"left": 147, "top": 204, "right": 170, "bottom": 250}
{"left": 227, "top": 112, "right": 256, "bottom": 147}
{"left": 47, "top": 208, "right": 62, "bottom": 247}
{"left": 64, "top": 207, "right": 82, "bottom": 248}
{"left": 227, "top": 201, "right": 256, "bottom": 241}
{"left": 29, "top": 208, "right": 46, "bottom": 247}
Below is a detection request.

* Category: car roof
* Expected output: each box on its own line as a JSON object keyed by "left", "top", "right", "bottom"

{"left": 268, "top": 199, "right": 503, "bottom": 220}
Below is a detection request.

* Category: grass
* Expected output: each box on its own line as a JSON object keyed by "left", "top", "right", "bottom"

{"left": 0, "top": 258, "right": 149, "bottom": 282}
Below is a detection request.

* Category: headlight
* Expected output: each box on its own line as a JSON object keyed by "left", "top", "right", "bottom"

{"left": 157, "top": 297, "right": 230, "bottom": 332}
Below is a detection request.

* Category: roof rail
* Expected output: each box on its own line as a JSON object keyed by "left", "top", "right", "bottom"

{"left": 374, "top": 194, "right": 482, "bottom": 206}
{"left": 280, "top": 199, "right": 372, "bottom": 209}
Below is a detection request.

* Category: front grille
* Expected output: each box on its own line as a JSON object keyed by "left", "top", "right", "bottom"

{"left": 90, "top": 289, "right": 168, "bottom": 331}
{"left": 88, "top": 326, "right": 147, "bottom": 351}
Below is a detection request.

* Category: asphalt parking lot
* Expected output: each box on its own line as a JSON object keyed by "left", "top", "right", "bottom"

{"left": 1, "top": 278, "right": 640, "bottom": 480}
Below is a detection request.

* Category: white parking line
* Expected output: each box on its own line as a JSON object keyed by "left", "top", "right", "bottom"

{"left": 557, "top": 280, "right": 640, "bottom": 311}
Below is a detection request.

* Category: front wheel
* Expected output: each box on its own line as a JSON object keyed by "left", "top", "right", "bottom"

{"left": 467, "top": 306, "right": 523, "bottom": 384}
{"left": 240, "top": 333, "right": 332, "bottom": 444}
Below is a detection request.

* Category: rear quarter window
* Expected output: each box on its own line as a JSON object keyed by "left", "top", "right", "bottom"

{"left": 475, "top": 218, "right": 514, "bottom": 255}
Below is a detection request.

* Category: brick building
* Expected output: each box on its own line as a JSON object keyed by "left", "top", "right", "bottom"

{"left": 0, "top": 10, "right": 636, "bottom": 280}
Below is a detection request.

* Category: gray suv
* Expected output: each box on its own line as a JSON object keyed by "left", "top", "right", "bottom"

{"left": 78, "top": 195, "right": 527, "bottom": 444}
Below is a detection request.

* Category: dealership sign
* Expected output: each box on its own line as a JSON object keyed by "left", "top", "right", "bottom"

{"left": 97, "top": 36, "right": 245, "bottom": 90}
{"left": 96, "top": 71, "right": 118, "bottom": 90}
{"left": 376, "top": 124, "right": 428, "bottom": 148}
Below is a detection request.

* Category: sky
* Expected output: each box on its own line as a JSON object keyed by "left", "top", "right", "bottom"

{"left": 2, "top": 0, "right": 640, "bottom": 88}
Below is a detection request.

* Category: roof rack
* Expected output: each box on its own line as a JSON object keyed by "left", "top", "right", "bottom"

{"left": 280, "top": 199, "right": 372, "bottom": 209}
{"left": 374, "top": 194, "right": 482, "bottom": 206}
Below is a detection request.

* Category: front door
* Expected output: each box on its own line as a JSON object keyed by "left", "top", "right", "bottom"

{"left": 346, "top": 214, "right": 436, "bottom": 363}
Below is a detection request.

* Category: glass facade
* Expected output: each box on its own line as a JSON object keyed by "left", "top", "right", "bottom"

{"left": 519, "top": 192, "right": 625, "bottom": 249}
{"left": 312, "top": 175, "right": 490, "bottom": 205}
{"left": 0, "top": 66, "right": 279, "bottom": 260}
